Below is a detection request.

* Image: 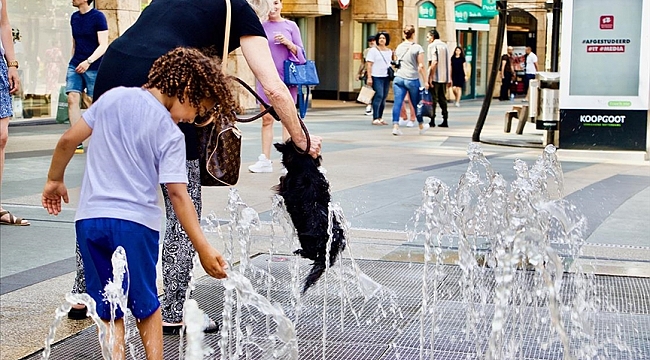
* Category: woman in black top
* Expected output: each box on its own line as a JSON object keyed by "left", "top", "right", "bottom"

{"left": 450, "top": 46, "right": 467, "bottom": 107}
{"left": 68, "top": 0, "right": 322, "bottom": 334}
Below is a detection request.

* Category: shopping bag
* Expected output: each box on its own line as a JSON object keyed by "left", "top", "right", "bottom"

{"left": 416, "top": 88, "right": 433, "bottom": 121}
{"left": 356, "top": 85, "right": 375, "bottom": 105}
{"left": 56, "top": 86, "right": 69, "bottom": 124}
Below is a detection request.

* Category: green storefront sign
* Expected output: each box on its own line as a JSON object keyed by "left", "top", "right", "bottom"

{"left": 418, "top": 1, "right": 436, "bottom": 20}
{"left": 482, "top": 0, "right": 497, "bottom": 16}
{"left": 455, "top": 3, "right": 492, "bottom": 24}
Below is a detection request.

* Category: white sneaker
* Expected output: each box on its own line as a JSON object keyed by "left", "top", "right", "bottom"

{"left": 365, "top": 105, "right": 372, "bottom": 115}
{"left": 406, "top": 121, "right": 415, "bottom": 127}
{"left": 248, "top": 154, "right": 273, "bottom": 173}
{"left": 392, "top": 127, "right": 403, "bottom": 136}
{"left": 398, "top": 118, "right": 408, "bottom": 127}
{"left": 454, "top": 102, "right": 460, "bottom": 107}
{"left": 419, "top": 123, "right": 430, "bottom": 135}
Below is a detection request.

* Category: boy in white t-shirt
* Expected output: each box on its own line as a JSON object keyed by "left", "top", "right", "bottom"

{"left": 42, "top": 47, "right": 230, "bottom": 359}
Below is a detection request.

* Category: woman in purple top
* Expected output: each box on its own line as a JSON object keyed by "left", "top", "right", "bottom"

{"left": 249, "top": 0, "right": 305, "bottom": 173}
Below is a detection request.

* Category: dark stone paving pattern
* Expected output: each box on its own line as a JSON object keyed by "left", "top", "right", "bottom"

{"left": 23, "top": 255, "right": 650, "bottom": 360}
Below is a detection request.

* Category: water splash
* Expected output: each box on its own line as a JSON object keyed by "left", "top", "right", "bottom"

{"left": 42, "top": 293, "right": 111, "bottom": 360}
{"left": 222, "top": 271, "right": 299, "bottom": 359}
{"left": 184, "top": 299, "right": 213, "bottom": 360}
{"left": 411, "top": 143, "right": 614, "bottom": 359}
{"left": 102, "top": 246, "right": 134, "bottom": 358}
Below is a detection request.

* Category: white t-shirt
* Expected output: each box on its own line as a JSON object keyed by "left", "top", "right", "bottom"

{"left": 525, "top": 52, "right": 538, "bottom": 74}
{"left": 365, "top": 47, "right": 393, "bottom": 78}
{"left": 75, "top": 87, "right": 188, "bottom": 231}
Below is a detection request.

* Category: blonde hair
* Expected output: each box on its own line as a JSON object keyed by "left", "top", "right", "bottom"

{"left": 246, "top": 0, "right": 272, "bottom": 21}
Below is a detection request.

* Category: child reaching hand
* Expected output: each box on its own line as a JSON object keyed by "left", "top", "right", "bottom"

{"left": 42, "top": 47, "right": 232, "bottom": 359}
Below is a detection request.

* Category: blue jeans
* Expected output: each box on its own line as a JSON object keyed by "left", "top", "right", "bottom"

{"left": 371, "top": 76, "right": 391, "bottom": 120}
{"left": 66, "top": 64, "right": 98, "bottom": 98}
{"left": 392, "top": 77, "right": 422, "bottom": 124}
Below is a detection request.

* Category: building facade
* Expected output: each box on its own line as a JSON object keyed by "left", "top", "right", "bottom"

{"left": 280, "top": 0, "right": 552, "bottom": 102}
{"left": 6, "top": 0, "right": 552, "bottom": 119}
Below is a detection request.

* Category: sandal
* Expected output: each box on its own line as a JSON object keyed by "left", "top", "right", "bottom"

{"left": 0, "top": 210, "right": 30, "bottom": 226}
{"left": 372, "top": 119, "right": 382, "bottom": 125}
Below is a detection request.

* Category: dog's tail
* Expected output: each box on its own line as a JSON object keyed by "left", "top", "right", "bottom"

{"left": 302, "top": 261, "right": 327, "bottom": 294}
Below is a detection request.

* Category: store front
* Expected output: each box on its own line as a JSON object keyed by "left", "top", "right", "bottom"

{"left": 507, "top": 8, "right": 537, "bottom": 95}
{"left": 454, "top": 2, "right": 493, "bottom": 99}
{"left": 7, "top": 0, "right": 73, "bottom": 120}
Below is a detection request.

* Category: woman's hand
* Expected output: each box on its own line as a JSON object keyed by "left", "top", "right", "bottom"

{"left": 293, "top": 134, "right": 322, "bottom": 159}
{"left": 7, "top": 67, "right": 19, "bottom": 94}
{"left": 366, "top": 78, "right": 373, "bottom": 86}
{"left": 274, "top": 34, "right": 292, "bottom": 47}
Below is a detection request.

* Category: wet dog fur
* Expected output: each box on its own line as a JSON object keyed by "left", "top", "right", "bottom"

{"left": 273, "top": 140, "right": 346, "bottom": 293}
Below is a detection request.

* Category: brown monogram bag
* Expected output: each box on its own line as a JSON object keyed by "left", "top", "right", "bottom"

{"left": 195, "top": 78, "right": 279, "bottom": 187}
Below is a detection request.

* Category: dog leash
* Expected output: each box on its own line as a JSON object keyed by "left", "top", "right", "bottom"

{"left": 231, "top": 78, "right": 310, "bottom": 155}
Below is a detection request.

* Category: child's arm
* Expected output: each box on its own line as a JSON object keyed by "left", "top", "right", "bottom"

{"left": 166, "top": 183, "right": 228, "bottom": 279}
{"left": 42, "top": 118, "right": 92, "bottom": 215}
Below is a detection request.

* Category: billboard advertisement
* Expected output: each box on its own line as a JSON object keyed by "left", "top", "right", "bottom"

{"left": 559, "top": 0, "right": 650, "bottom": 151}
{"left": 560, "top": 0, "right": 649, "bottom": 110}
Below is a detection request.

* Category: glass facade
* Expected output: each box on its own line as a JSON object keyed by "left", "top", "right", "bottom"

{"left": 7, "top": 0, "right": 73, "bottom": 119}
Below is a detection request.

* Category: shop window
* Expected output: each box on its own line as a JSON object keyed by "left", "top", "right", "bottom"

{"left": 8, "top": 0, "right": 73, "bottom": 120}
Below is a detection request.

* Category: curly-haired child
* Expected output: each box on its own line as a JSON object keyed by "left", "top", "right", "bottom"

{"left": 42, "top": 47, "right": 231, "bottom": 359}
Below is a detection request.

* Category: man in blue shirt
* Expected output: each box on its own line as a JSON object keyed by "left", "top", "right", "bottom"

{"left": 66, "top": 0, "right": 108, "bottom": 154}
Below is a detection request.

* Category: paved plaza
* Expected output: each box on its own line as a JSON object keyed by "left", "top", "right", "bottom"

{"left": 1, "top": 98, "right": 649, "bottom": 359}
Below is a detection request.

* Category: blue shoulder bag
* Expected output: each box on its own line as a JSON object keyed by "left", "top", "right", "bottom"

{"left": 283, "top": 49, "right": 319, "bottom": 117}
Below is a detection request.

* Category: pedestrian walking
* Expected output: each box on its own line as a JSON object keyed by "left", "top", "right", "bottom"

{"left": 499, "top": 46, "right": 515, "bottom": 101}
{"left": 66, "top": 0, "right": 322, "bottom": 336}
{"left": 0, "top": 0, "right": 28, "bottom": 226}
{"left": 391, "top": 25, "right": 429, "bottom": 136}
{"left": 65, "top": 0, "right": 108, "bottom": 154}
{"left": 248, "top": 0, "right": 305, "bottom": 174}
{"left": 450, "top": 46, "right": 467, "bottom": 107}
{"left": 427, "top": 29, "right": 451, "bottom": 127}
{"left": 42, "top": 47, "right": 230, "bottom": 360}
{"left": 365, "top": 31, "right": 392, "bottom": 126}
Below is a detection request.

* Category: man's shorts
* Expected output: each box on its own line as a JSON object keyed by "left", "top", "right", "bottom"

{"left": 76, "top": 218, "right": 160, "bottom": 321}
{"left": 66, "top": 64, "right": 98, "bottom": 99}
{"left": 0, "top": 61, "right": 13, "bottom": 118}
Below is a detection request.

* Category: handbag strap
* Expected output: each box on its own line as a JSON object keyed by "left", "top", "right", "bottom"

{"left": 221, "top": 0, "right": 231, "bottom": 73}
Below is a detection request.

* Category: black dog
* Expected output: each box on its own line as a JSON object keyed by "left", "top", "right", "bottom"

{"left": 274, "top": 140, "right": 346, "bottom": 293}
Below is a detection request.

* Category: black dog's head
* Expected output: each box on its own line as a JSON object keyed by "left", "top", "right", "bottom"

{"left": 273, "top": 140, "right": 321, "bottom": 173}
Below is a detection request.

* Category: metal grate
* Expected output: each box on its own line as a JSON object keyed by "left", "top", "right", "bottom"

{"left": 22, "top": 255, "right": 650, "bottom": 360}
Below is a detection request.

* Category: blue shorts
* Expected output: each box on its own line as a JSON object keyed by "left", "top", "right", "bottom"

{"left": 0, "top": 61, "right": 13, "bottom": 118}
{"left": 76, "top": 218, "right": 160, "bottom": 321}
{"left": 66, "top": 64, "right": 98, "bottom": 98}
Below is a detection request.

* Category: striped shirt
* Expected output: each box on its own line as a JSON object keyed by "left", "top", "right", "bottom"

{"left": 428, "top": 40, "right": 451, "bottom": 83}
